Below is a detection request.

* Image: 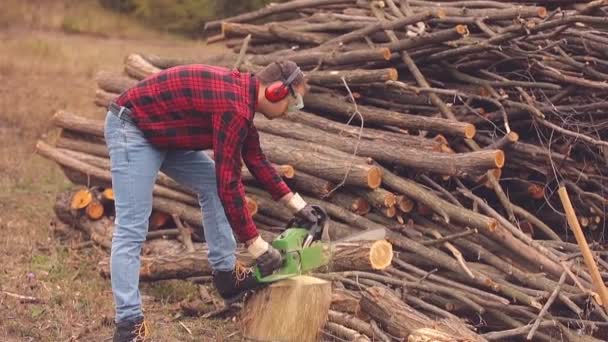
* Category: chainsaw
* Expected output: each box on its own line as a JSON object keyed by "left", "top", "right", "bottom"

{"left": 253, "top": 205, "right": 386, "bottom": 283}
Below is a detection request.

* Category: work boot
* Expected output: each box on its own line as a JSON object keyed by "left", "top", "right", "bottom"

{"left": 213, "top": 263, "right": 263, "bottom": 302}
{"left": 113, "top": 316, "right": 149, "bottom": 342}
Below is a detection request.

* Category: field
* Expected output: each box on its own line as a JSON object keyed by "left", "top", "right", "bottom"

{"left": 0, "top": 1, "right": 235, "bottom": 340}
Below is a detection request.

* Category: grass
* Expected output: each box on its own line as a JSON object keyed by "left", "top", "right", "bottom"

{"left": 0, "top": 0, "right": 233, "bottom": 340}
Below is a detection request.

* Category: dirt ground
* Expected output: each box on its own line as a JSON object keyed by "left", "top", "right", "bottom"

{"left": 0, "top": 1, "right": 239, "bottom": 341}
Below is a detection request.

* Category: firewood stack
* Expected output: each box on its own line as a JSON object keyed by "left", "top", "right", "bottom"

{"left": 37, "top": 0, "right": 608, "bottom": 340}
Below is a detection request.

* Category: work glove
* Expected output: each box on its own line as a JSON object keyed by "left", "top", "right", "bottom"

{"left": 247, "top": 236, "right": 283, "bottom": 277}
{"left": 295, "top": 204, "right": 318, "bottom": 225}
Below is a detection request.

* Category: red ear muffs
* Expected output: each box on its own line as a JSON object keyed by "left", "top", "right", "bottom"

{"left": 264, "top": 64, "right": 301, "bottom": 103}
{"left": 265, "top": 81, "right": 290, "bottom": 103}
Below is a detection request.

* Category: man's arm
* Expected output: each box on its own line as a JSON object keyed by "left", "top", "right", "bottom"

{"left": 212, "top": 111, "right": 260, "bottom": 244}
{"left": 242, "top": 125, "right": 311, "bottom": 217}
{"left": 241, "top": 125, "right": 291, "bottom": 200}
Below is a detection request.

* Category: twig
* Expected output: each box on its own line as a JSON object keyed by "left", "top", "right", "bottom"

{"left": 421, "top": 229, "right": 478, "bottom": 246}
{"left": 172, "top": 214, "right": 195, "bottom": 253}
{"left": 179, "top": 321, "right": 193, "bottom": 335}
{"left": 233, "top": 34, "right": 251, "bottom": 70}
{"left": 1, "top": 291, "right": 40, "bottom": 303}
{"left": 326, "top": 77, "right": 364, "bottom": 197}
{"left": 526, "top": 271, "right": 567, "bottom": 340}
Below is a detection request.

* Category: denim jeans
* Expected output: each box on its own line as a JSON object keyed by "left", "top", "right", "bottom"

{"left": 104, "top": 110, "right": 237, "bottom": 323}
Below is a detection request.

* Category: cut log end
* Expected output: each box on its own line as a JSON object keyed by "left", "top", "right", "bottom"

{"left": 538, "top": 7, "right": 548, "bottom": 18}
{"left": 353, "top": 199, "right": 371, "bottom": 215}
{"left": 436, "top": 8, "right": 447, "bottom": 19}
{"left": 102, "top": 188, "right": 114, "bottom": 201}
{"left": 495, "top": 150, "right": 505, "bottom": 168}
{"left": 71, "top": 188, "right": 93, "bottom": 209}
{"left": 456, "top": 24, "right": 470, "bottom": 37}
{"left": 85, "top": 200, "right": 104, "bottom": 220}
{"left": 381, "top": 47, "right": 391, "bottom": 61}
{"left": 384, "top": 206, "right": 397, "bottom": 218}
{"left": 384, "top": 193, "right": 396, "bottom": 207}
{"left": 367, "top": 167, "right": 383, "bottom": 189}
{"left": 279, "top": 165, "right": 295, "bottom": 179}
{"left": 241, "top": 275, "right": 331, "bottom": 342}
{"left": 388, "top": 68, "right": 398, "bottom": 81}
{"left": 464, "top": 124, "right": 476, "bottom": 139}
{"left": 507, "top": 131, "right": 520, "bottom": 143}
{"left": 397, "top": 195, "right": 415, "bottom": 213}
{"left": 369, "top": 240, "right": 393, "bottom": 270}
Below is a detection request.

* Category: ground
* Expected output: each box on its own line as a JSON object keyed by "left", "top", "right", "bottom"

{"left": 0, "top": 1, "right": 238, "bottom": 340}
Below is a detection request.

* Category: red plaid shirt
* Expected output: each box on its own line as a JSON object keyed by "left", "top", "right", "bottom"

{"left": 115, "top": 64, "right": 291, "bottom": 242}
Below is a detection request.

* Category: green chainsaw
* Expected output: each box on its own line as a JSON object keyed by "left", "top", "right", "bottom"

{"left": 253, "top": 205, "right": 331, "bottom": 283}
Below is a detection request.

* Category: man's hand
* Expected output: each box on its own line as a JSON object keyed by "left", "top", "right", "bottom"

{"left": 246, "top": 236, "right": 283, "bottom": 276}
{"left": 256, "top": 245, "right": 283, "bottom": 277}
{"left": 295, "top": 204, "right": 317, "bottom": 224}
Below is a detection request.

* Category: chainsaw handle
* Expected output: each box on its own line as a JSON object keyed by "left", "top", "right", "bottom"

{"left": 285, "top": 205, "right": 328, "bottom": 240}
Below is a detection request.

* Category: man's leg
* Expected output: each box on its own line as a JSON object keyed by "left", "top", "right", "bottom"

{"left": 160, "top": 150, "right": 236, "bottom": 271}
{"left": 105, "top": 112, "right": 165, "bottom": 323}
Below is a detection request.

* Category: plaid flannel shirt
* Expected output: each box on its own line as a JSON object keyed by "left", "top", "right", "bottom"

{"left": 115, "top": 64, "right": 291, "bottom": 242}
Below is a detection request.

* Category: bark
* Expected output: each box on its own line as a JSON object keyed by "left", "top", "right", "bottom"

{"left": 124, "top": 53, "right": 161, "bottom": 80}
{"left": 306, "top": 68, "right": 398, "bottom": 87}
{"left": 384, "top": 25, "right": 469, "bottom": 52}
{"left": 328, "top": 190, "right": 370, "bottom": 216}
{"left": 284, "top": 110, "right": 442, "bottom": 152}
{"left": 255, "top": 116, "right": 503, "bottom": 176}
{"left": 94, "top": 89, "right": 118, "bottom": 108}
{"left": 360, "top": 286, "right": 486, "bottom": 341}
{"left": 285, "top": 171, "right": 335, "bottom": 198}
{"left": 204, "top": 0, "right": 356, "bottom": 31}
{"left": 141, "top": 53, "right": 238, "bottom": 69}
{"left": 249, "top": 47, "right": 392, "bottom": 67}
{"left": 95, "top": 71, "right": 137, "bottom": 94}
{"left": 303, "top": 92, "right": 475, "bottom": 138}
{"left": 258, "top": 132, "right": 382, "bottom": 189}
{"left": 52, "top": 111, "right": 105, "bottom": 138}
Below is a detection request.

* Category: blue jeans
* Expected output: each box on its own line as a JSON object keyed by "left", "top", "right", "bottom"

{"left": 104, "top": 110, "right": 237, "bottom": 323}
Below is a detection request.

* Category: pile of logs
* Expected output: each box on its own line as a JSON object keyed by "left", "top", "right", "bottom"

{"left": 38, "top": 0, "right": 608, "bottom": 340}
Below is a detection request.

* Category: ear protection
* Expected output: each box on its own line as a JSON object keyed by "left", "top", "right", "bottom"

{"left": 264, "top": 62, "right": 301, "bottom": 103}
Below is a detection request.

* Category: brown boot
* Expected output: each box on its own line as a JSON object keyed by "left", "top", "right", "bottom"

{"left": 113, "top": 316, "right": 149, "bottom": 342}
{"left": 212, "top": 263, "right": 263, "bottom": 302}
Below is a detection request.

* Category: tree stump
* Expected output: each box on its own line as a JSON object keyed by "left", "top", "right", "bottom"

{"left": 240, "top": 275, "right": 332, "bottom": 342}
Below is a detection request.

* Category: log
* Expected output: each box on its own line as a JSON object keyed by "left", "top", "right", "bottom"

{"left": 330, "top": 240, "right": 393, "bottom": 271}
{"left": 284, "top": 110, "right": 442, "bottom": 151}
{"left": 94, "top": 89, "right": 118, "bottom": 108}
{"left": 203, "top": 0, "right": 356, "bottom": 31}
{"left": 328, "top": 190, "right": 370, "bottom": 215}
{"left": 95, "top": 71, "right": 137, "bottom": 94}
{"left": 286, "top": 171, "right": 335, "bottom": 198}
{"left": 240, "top": 276, "right": 332, "bottom": 342}
{"left": 303, "top": 92, "right": 476, "bottom": 138}
{"left": 52, "top": 111, "right": 105, "bottom": 138}
{"left": 124, "top": 53, "right": 162, "bottom": 80}
{"left": 248, "top": 47, "right": 393, "bottom": 67}
{"left": 408, "top": 328, "right": 468, "bottom": 342}
{"left": 259, "top": 133, "right": 382, "bottom": 189}
{"left": 255, "top": 117, "right": 503, "bottom": 176}
{"left": 360, "top": 286, "right": 486, "bottom": 341}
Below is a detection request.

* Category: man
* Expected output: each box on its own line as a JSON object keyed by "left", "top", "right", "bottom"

{"left": 104, "top": 60, "right": 316, "bottom": 341}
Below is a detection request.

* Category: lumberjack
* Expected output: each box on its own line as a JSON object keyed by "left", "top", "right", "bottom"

{"left": 103, "top": 60, "right": 317, "bottom": 341}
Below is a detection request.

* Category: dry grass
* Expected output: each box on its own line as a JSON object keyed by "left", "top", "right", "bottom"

{"left": 0, "top": 1, "right": 236, "bottom": 340}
